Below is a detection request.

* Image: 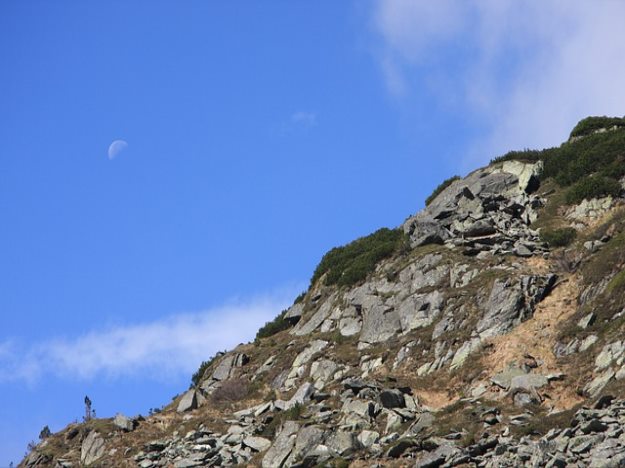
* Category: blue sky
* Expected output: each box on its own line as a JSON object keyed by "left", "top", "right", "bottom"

{"left": 2, "top": 1, "right": 625, "bottom": 463}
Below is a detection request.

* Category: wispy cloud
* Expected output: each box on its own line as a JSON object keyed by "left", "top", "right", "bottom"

{"left": 0, "top": 288, "right": 299, "bottom": 384}
{"left": 372, "top": 0, "right": 625, "bottom": 165}
{"left": 291, "top": 111, "right": 317, "bottom": 127}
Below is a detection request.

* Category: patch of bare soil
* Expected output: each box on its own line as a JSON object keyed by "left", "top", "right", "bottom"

{"left": 480, "top": 274, "right": 583, "bottom": 410}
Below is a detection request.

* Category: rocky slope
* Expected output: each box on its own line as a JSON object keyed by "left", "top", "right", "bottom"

{"left": 21, "top": 116, "right": 625, "bottom": 467}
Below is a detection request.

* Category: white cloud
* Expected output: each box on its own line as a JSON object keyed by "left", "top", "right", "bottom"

{"left": 291, "top": 111, "right": 317, "bottom": 127}
{"left": 0, "top": 289, "right": 298, "bottom": 384}
{"left": 373, "top": 0, "right": 625, "bottom": 165}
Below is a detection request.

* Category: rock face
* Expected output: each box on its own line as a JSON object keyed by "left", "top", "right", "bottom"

{"left": 81, "top": 431, "right": 105, "bottom": 465}
{"left": 403, "top": 161, "right": 545, "bottom": 256}
{"left": 476, "top": 274, "right": 556, "bottom": 339}
{"left": 21, "top": 130, "right": 625, "bottom": 468}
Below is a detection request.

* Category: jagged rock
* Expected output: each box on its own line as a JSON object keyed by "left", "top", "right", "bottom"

{"left": 243, "top": 436, "right": 271, "bottom": 452}
{"left": 23, "top": 451, "right": 52, "bottom": 467}
{"left": 113, "top": 412, "right": 135, "bottom": 431}
{"left": 211, "top": 353, "right": 249, "bottom": 381}
{"left": 255, "top": 355, "right": 276, "bottom": 376}
{"left": 397, "top": 290, "right": 444, "bottom": 332}
{"left": 578, "top": 312, "right": 596, "bottom": 329}
{"left": 595, "top": 341, "right": 625, "bottom": 370}
{"left": 326, "top": 431, "right": 359, "bottom": 456}
{"left": 407, "top": 412, "right": 435, "bottom": 435}
{"left": 450, "top": 338, "right": 481, "bottom": 369}
{"left": 291, "top": 296, "right": 336, "bottom": 336}
{"left": 262, "top": 421, "right": 299, "bottom": 468}
{"left": 342, "top": 399, "right": 376, "bottom": 419}
{"left": 477, "top": 275, "right": 555, "bottom": 339}
{"left": 81, "top": 431, "right": 105, "bottom": 465}
{"left": 289, "top": 426, "right": 326, "bottom": 463}
{"left": 380, "top": 389, "right": 405, "bottom": 409}
{"left": 284, "top": 382, "right": 315, "bottom": 410}
{"left": 383, "top": 410, "right": 403, "bottom": 433}
{"left": 415, "top": 443, "right": 460, "bottom": 468}
{"left": 358, "top": 301, "right": 401, "bottom": 344}
{"left": 284, "top": 340, "right": 329, "bottom": 389}
{"left": 358, "top": 430, "right": 380, "bottom": 448}
{"left": 581, "top": 335, "right": 599, "bottom": 352}
{"left": 404, "top": 214, "right": 448, "bottom": 247}
{"left": 510, "top": 374, "right": 549, "bottom": 392}
{"left": 386, "top": 438, "right": 417, "bottom": 458}
{"left": 284, "top": 302, "right": 304, "bottom": 323}
{"left": 360, "top": 356, "right": 383, "bottom": 377}
{"left": 585, "top": 369, "right": 616, "bottom": 397}
{"left": 491, "top": 367, "right": 527, "bottom": 390}
{"left": 177, "top": 389, "right": 198, "bottom": 413}
{"left": 567, "top": 197, "right": 613, "bottom": 222}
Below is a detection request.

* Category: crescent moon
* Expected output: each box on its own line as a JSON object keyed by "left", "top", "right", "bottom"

{"left": 108, "top": 140, "right": 128, "bottom": 160}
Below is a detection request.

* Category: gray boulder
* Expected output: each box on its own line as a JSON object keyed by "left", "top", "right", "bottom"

{"left": 113, "top": 412, "right": 135, "bottom": 431}
{"left": 380, "top": 389, "right": 405, "bottom": 409}
{"left": 243, "top": 436, "right": 272, "bottom": 452}
{"left": 177, "top": 389, "right": 198, "bottom": 413}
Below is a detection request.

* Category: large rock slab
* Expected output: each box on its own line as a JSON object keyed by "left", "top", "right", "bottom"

{"left": 262, "top": 421, "right": 299, "bottom": 468}
{"left": 177, "top": 389, "right": 198, "bottom": 413}
{"left": 81, "top": 431, "right": 105, "bottom": 465}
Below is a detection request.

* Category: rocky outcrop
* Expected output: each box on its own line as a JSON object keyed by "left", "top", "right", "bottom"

{"left": 403, "top": 161, "right": 545, "bottom": 256}
{"left": 476, "top": 274, "right": 556, "bottom": 339}
{"left": 21, "top": 125, "right": 625, "bottom": 468}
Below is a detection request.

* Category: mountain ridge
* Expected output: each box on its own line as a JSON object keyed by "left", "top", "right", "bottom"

{"left": 21, "top": 115, "right": 625, "bottom": 467}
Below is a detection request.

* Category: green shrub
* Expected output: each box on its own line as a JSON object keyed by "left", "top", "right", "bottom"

{"left": 425, "top": 176, "right": 460, "bottom": 206}
{"left": 607, "top": 270, "right": 625, "bottom": 294}
{"left": 486, "top": 117, "right": 625, "bottom": 199}
{"left": 255, "top": 309, "right": 291, "bottom": 341}
{"left": 540, "top": 227, "right": 577, "bottom": 247}
{"left": 293, "top": 291, "right": 306, "bottom": 304}
{"left": 565, "top": 176, "right": 621, "bottom": 204}
{"left": 284, "top": 403, "right": 303, "bottom": 420}
{"left": 542, "top": 128, "right": 625, "bottom": 186}
{"left": 311, "top": 228, "right": 407, "bottom": 288}
{"left": 570, "top": 116, "right": 625, "bottom": 138}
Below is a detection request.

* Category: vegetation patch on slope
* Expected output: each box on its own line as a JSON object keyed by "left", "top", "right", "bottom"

{"left": 570, "top": 116, "right": 625, "bottom": 138}
{"left": 311, "top": 227, "right": 408, "bottom": 287}
{"left": 491, "top": 117, "right": 625, "bottom": 206}
{"left": 539, "top": 227, "right": 577, "bottom": 247}
{"left": 255, "top": 309, "right": 291, "bottom": 341}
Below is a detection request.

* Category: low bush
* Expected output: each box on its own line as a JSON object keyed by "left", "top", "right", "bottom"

{"left": 570, "top": 116, "right": 625, "bottom": 138}
{"left": 311, "top": 228, "right": 408, "bottom": 288}
{"left": 565, "top": 176, "right": 621, "bottom": 204}
{"left": 425, "top": 176, "right": 461, "bottom": 206}
{"left": 490, "top": 148, "right": 543, "bottom": 165}
{"left": 607, "top": 270, "right": 625, "bottom": 294}
{"left": 255, "top": 309, "right": 291, "bottom": 341}
{"left": 293, "top": 291, "right": 306, "bottom": 304}
{"left": 540, "top": 227, "right": 577, "bottom": 247}
{"left": 488, "top": 117, "right": 625, "bottom": 205}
